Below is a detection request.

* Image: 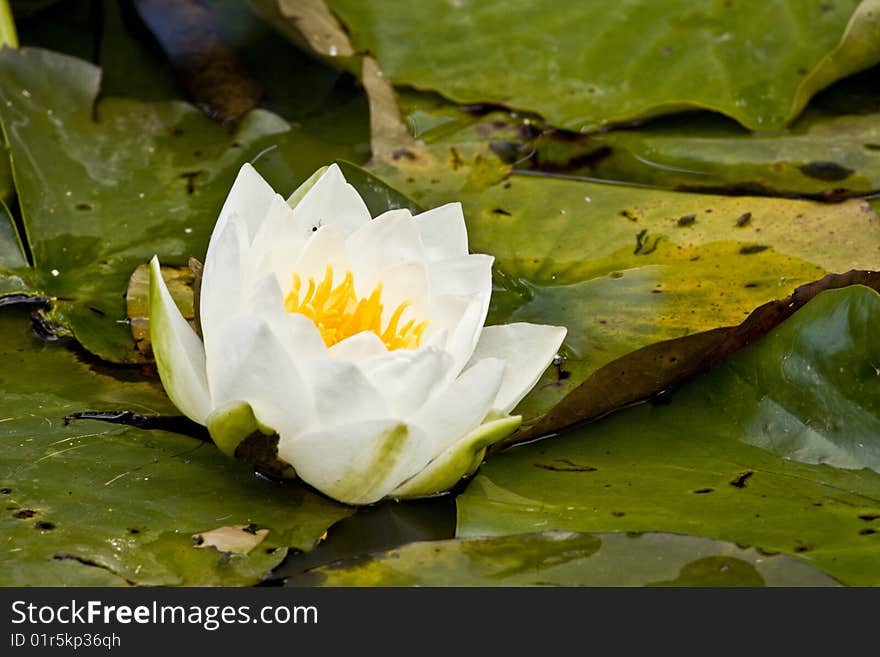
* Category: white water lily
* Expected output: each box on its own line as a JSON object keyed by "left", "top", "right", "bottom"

{"left": 149, "top": 163, "right": 566, "bottom": 505}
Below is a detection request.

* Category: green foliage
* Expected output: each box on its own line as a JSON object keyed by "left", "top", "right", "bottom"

{"left": 0, "top": 307, "right": 351, "bottom": 586}
{"left": 327, "top": 0, "right": 880, "bottom": 131}
{"left": 1, "top": 0, "right": 879, "bottom": 587}
{"left": 0, "top": 46, "right": 367, "bottom": 362}
{"left": 457, "top": 287, "right": 880, "bottom": 585}
{"left": 372, "top": 142, "right": 880, "bottom": 431}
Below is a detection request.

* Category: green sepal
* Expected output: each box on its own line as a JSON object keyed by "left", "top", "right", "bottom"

{"left": 206, "top": 399, "right": 273, "bottom": 457}
{"left": 393, "top": 414, "right": 521, "bottom": 499}
{"left": 287, "top": 165, "right": 328, "bottom": 209}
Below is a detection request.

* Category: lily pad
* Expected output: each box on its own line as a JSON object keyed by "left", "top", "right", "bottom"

{"left": 326, "top": 0, "right": 880, "bottom": 131}
{"left": 1, "top": 148, "right": 12, "bottom": 207}
{"left": 522, "top": 69, "right": 880, "bottom": 200}
{"left": 307, "top": 530, "right": 838, "bottom": 587}
{"left": 456, "top": 286, "right": 880, "bottom": 586}
{"left": 396, "top": 64, "right": 880, "bottom": 201}
{"left": 0, "top": 46, "right": 368, "bottom": 363}
{"left": 0, "top": 198, "right": 25, "bottom": 270}
{"left": 0, "top": 306, "right": 352, "bottom": 586}
{"left": 371, "top": 142, "right": 880, "bottom": 431}
{"left": 513, "top": 270, "right": 880, "bottom": 446}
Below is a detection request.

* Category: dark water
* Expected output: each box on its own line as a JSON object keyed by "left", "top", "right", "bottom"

{"left": 265, "top": 495, "right": 458, "bottom": 586}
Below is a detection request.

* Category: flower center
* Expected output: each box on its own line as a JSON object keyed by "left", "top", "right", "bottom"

{"left": 284, "top": 264, "right": 428, "bottom": 351}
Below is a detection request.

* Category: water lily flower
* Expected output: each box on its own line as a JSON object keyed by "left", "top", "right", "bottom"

{"left": 149, "top": 163, "right": 566, "bottom": 505}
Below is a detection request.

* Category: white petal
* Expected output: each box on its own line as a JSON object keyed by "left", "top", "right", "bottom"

{"left": 392, "top": 414, "right": 521, "bottom": 499}
{"left": 288, "top": 162, "right": 371, "bottom": 236}
{"left": 409, "top": 357, "right": 505, "bottom": 456}
{"left": 278, "top": 419, "right": 431, "bottom": 505}
{"left": 249, "top": 194, "right": 314, "bottom": 291}
{"left": 292, "top": 224, "right": 350, "bottom": 284}
{"left": 209, "top": 163, "right": 275, "bottom": 255}
{"left": 149, "top": 256, "right": 211, "bottom": 424}
{"left": 442, "top": 294, "right": 489, "bottom": 378}
{"left": 328, "top": 331, "right": 388, "bottom": 362}
{"left": 375, "top": 260, "right": 430, "bottom": 324}
{"left": 248, "top": 274, "right": 327, "bottom": 360}
{"left": 345, "top": 209, "right": 424, "bottom": 295}
{"left": 414, "top": 202, "right": 468, "bottom": 262}
{"left": 206, "top": 315, "right": 314, "bottom": 438}
{"left": 297, "top": 356, "right": 388, "bottom": 428}
{"left": 468, "top": 323, "right": 568, "bottom": 413}
{"left": 422, "top": 255, "right": 493, "bottom": 377}
{"left": 363, "top": 347, "right": 454, "bottom": 417}
{"left": 427, "top": 254, "right": 493, "bottom": 299}
{"left": 200, "top": 216, "right": 247, "bottom": 365}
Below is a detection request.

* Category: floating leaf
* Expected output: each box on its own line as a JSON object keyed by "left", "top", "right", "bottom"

{"left": 520, "top": 69, "right": 880, "bottom": 200}
{"left": 371, "top": 143, "right": 880, "bottom": 432}
{"left": 0, "top": 307, "right": 352, "bottom": 586}
{"left": 0, "top": 199, "right": 25, "bottom": 270}
{"left": 326, "top": 0, "right": 880, "bottom": 131}
{"left": 516, "top": 270, "right": 880, "bottom": 446}
{"left": 307, "top": 530, "right": 838, "bottom": 587}
{"left": 0, "top": 46, "right": 368, "bottom": 362}
{"left": 395, "top": 63, "right": 880, "bottom": 200}
{"left": 1, "top": 150, "right": 12, "bottom": 207}
{"left": 457, "top": 286, "right": 880, "bottom": 586}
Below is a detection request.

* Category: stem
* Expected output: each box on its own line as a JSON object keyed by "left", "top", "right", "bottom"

{"left": 0, "top": 0, "right": 18, "bottom": 49}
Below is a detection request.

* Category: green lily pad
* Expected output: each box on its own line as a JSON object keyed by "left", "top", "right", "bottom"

{"left": 0, "top": 198, "right": 25, "bottom": 270}
{"left": 307, "top": 530, "right": 838, "bottom": 586}
{"left": 457, "top": 286, "right": 880, "bottom": 586}
{"left": 0, "top": 46, "right": 368, "bottom": 363}
{"left": 372, "top": 142, "right": 880, "bottom": 431}
{"left": 396, "top": 63, "right": 880, "bottom": 201}
{"left": 0, "top": 306, "right": 351, "bottom": 586}
{"left": 326, "top": 0, "right": 880, "bottom": 132}
{"left": 522, "top": 68, "right": 880, "bottom": 200}
{"left": 1, "top": 147, "right": 12, "bottom": 207}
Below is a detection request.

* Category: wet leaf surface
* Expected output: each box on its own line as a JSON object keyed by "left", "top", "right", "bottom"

{"left": 398, "top": 66, "right": 880, "bottom": 201}
{"left": 0, "top": 200, "right": 26, "bottom": 270}
{"left": 371, "top": 143, "right": 880, "bottom": 432}
{"left": 514, "top": 270, "right": 880, "bottom": 446}
{"left": 0, "top": 307, "right": 352, "bottom": 586}
{"left": 4, "top": 1, "right": 880, "bottom": 588}
{"left": 0, "top": 149, "right": 13, "bottom": 207}
{"left": 524, "top": 101, "right": 880, "bottom": 201}
{"left": 305, "top": 530, "right": 838, "bottom": 586}
{"left": 326, "top": 0, "right": 878, "bottom": 131}
{"left": 0, "top": 46, "right": 368, "bottom": 362}
{"left": 457, "top": 286, "right": 880, "bottom": 585}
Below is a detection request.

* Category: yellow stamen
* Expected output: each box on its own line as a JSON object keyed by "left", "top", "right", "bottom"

{"left": 284, "top": 265, "right": 428, "bottom": 350}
